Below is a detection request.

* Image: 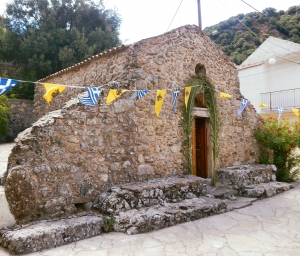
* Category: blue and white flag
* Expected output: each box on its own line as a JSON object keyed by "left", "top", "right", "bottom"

{"left": 129, "top": 90, "right": 149, "bottom": 100}
{"left": 0, "top": 78, "right": 18, "bottom": 96}
{"left": 276, "top": 106, "right": 283, "bottom": 126}
{"left": 79, "top": 87, "right": 101, "bottom": 107}
{"left": 237, "top": 98, "right": 250, "bottom": 118}
{"left": 171, "top": 88, "right": 180, "bottom": 113}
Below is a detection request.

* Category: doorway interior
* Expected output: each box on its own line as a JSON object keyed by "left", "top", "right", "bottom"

{"left": 192, "top": 117, "right": 208, "bottom": 178}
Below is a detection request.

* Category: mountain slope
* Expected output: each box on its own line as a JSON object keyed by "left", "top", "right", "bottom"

{"left": 204, "top": 5, "right": 300, "bottom": 65}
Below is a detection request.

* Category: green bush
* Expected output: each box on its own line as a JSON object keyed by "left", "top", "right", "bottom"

{"left": 254, "top": 117, "right": 300, "bottom": 182}
{"left": 0, "top": 95, "right": 10, "bottom": 136}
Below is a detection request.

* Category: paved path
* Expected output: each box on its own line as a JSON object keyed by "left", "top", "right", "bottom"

{"left": 0, "top": 143, "right": 15, "bottom": 178}
{"left": 0, "top": 184, "right": 299, "bottom": 255}
{"left": 0, "top": 143, "right": 16, "bottom": 232}
{"left": 0, "top": 143, "right": 300, "bottom": 255}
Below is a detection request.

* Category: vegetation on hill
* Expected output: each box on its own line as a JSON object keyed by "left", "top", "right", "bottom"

{"left": 204, "top": 5, "right": 300, "bottom": 65}
{"left": 0, "top": 0, "right": 121, "bottom": 99}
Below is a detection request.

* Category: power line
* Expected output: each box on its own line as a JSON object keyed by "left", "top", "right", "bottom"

{"left": 166, "top": 0, "right": 184, "bottom": 32}
{"left": 239, "top": 0, "right": 300, "bottom": 58}
{"left": 238, "top": 62, "right": 299, "bottom": 78}
{"left": 240, "top": 0, "right": 299, "bottom": 39}
{"left": 215, "top": 0, "right": 300, "bottom": 66}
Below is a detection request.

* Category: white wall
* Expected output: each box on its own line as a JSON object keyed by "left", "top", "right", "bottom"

{"left": 238, "top": 53, "right": 300, "bottom": 114}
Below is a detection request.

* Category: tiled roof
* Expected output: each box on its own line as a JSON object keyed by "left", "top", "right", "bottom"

{"left": 38, "top": 44, "right": 131, "bottom": 82}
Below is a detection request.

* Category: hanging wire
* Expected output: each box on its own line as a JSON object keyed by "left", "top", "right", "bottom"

{"left": 240, "top": 0, "right": 300, "bottom": 40}
{"left": 216, "top": 0, "right": 300, "bottom": 65}
{"left": 166, "top": 0, "right": 184, "bottom": 31}
{"left": 238, "top": 62, "right": 299, "bottom": 78}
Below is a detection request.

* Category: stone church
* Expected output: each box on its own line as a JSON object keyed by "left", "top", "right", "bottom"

{"left": 4, "top": 25, "right": 260, "bottom": 223}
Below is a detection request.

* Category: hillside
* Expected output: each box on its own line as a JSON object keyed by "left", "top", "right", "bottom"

{"left": 204, "top": 5, "right": 300, "bottom": 65}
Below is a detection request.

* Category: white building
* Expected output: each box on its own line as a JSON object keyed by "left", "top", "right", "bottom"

{"left": 238, "top": 36, "right": 300, "bottom": 122}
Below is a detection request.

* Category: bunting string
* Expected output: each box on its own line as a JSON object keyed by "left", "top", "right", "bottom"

{"left": 0, "top": 76, "right": 266, "bottom": 119}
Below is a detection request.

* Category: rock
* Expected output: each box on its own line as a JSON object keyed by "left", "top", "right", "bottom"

{"left": 0, "top": 216, "right": 103, "bottom": 255}
{"left": 137, "top": 164, "right": 154, "bottom": 176}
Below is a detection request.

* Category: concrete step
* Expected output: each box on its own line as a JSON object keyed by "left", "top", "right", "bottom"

{"left": 93, "top": 175, "right": 207, "bottom": 215}
{"left": 241, "top": 182, "right": 294, "bottom": 198}
{"left": 0, "top": 216, "right": 103, "bottom": 255}
{"left": 113, "top": 196, "right": 227, "bottom": 235}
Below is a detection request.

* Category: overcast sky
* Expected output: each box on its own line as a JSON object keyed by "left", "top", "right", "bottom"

{"left": 0, "top": 0, "right": 299, "bottom": 43}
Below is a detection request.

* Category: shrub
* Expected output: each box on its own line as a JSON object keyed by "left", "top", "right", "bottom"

{"left": 254, "top": 117, "right": 300, "bottom": 182}
{"left": 0, "top": 95, "right": 10, "bottom": 136}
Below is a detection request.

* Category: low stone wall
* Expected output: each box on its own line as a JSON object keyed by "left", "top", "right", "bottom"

{"left": 217, "top": 164, "right": 277, "bottom": 190}
{"left": 0, "top": 99, "right": 34, "bottom": 143}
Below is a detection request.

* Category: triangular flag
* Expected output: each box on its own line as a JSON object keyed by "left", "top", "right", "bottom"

{"left": 275, "top": 106, "right": 283, "bottom": 126}
{"left": 79, "top": 87, "right": 102, "bottom": 107}
{"left": 43, "top": 84, "right": 67, "bottom": 104}
{"left": 220, "top": 92, "right": 231, "bottom": 99}
{"left": 185, "top": 87, "right": 191, "bottom": 109}
{"left": 129, "top": 90, "right": 149, "bottom": 100}
{"left": 237, "top": 99, "right": 250, "bottom": 118}
{"left": 258, "top": 103, "right": 267, "bottom": 108}
{"left": 292, "top": 108, "right": 299, "bottom": 118}
{"left": 171, "top": 88, "right": 180, "bottom": 113}
{"left": 0, "top": 78, "right": 18, "bottom": 95}
{"left": 106, "top": 89, "right": 127, "bottom": 104}
{"left": 155, "top": 90, "right": 166, "bottom": 117}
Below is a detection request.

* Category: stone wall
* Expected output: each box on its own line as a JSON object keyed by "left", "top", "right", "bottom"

{"left": 0, "top": 99, "right": 34, "bottom": 143}
{"left": 4, "top": 25, "right": 261, "bottom": 223}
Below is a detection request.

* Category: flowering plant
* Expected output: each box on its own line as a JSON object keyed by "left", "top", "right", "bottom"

{"left": 254, "top": 117, "right": 300, "bottom": 182}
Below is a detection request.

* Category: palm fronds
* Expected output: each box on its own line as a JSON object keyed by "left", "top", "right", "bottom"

{"left": 180, "top": 76, "right": 220, "bottom": 186}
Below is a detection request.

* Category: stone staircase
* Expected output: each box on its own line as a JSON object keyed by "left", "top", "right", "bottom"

{"left": 93, "top": 175, "right": 226, "bottom": 235}
{"left": 0, "top": 165, "right": 295, "bottom": 255}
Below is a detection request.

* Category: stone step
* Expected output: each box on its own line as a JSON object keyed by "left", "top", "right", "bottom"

{"left": 0, "top": 216, "right": 103, "bottom": 255}
{"left": 241, "top": 182, "right": 293, "bottom": 198}
{"left": 206, "top": 185, "right": 235, "bottom": 199}
{"left": 224, "top": 197, "right": 258, "bottom": 211}
{"left": 93, "top": 175, "right": 207, "bottom": 215}
{"left": 113, "top": 196, "right": 227, "bottom": 235}
{"left": 217, "top": 164, "right": 276, "bottom": 190}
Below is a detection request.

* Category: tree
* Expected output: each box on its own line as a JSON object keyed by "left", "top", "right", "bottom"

{"left": 0, "top": 0, "right": 121, "bottom": 99}
{"left": 204, "top": 5, "right": 300, "bottom": 65}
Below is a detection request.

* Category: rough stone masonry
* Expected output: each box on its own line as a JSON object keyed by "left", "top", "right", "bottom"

{"left": 3, "top": 25, "right": 260, "bottom": 224}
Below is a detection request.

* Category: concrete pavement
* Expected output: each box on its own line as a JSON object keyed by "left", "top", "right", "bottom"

{"left": 0, "top": 142, "right": 300, "bottom": 255}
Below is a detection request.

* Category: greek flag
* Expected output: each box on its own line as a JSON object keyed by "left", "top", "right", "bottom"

{"left": 79, "top": 87, "right": 102, "bottom": 107}
{"left": 276, "top": 106, "right": 283, "bottom": 126}
{"left": 0, "top": 78, "right": 18, "bottom": 96}
{"left": 171, "top": 88, "right": 180, "bottom": 113}
{"left": 237, "top": 98, "right": 250, "bottom": 118}
{"left": 129, "top": 90, "right": 149, "bottom": 100}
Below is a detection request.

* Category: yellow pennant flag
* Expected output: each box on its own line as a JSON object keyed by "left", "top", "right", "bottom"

{"left": 292, "top": 108, "right": 299, "bottom": 118}
{"left": 106, "top": 89, "right": 127, "bottom": 105}
{"left": 155, "top": 90, "right": 166, "bottom": 118}
{"left": 258, "top": 103, "right": 267, "bottom": 108}
{"left": 185, "top": 87, "right": 191, "bottom": 109}
{"left": 43, "top": 84, "right": 67, "bottom": 104}
{"left": 220, "top": 92, "right": 232, "bottom": 99}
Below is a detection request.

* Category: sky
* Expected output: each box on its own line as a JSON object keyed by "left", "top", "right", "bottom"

{"left": 0, "top": 0, "right": 299, "bottom": 44}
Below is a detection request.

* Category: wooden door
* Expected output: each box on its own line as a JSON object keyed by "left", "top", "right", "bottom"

{"left": 192, "top": 118, "right": 208, "bottom": 178}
